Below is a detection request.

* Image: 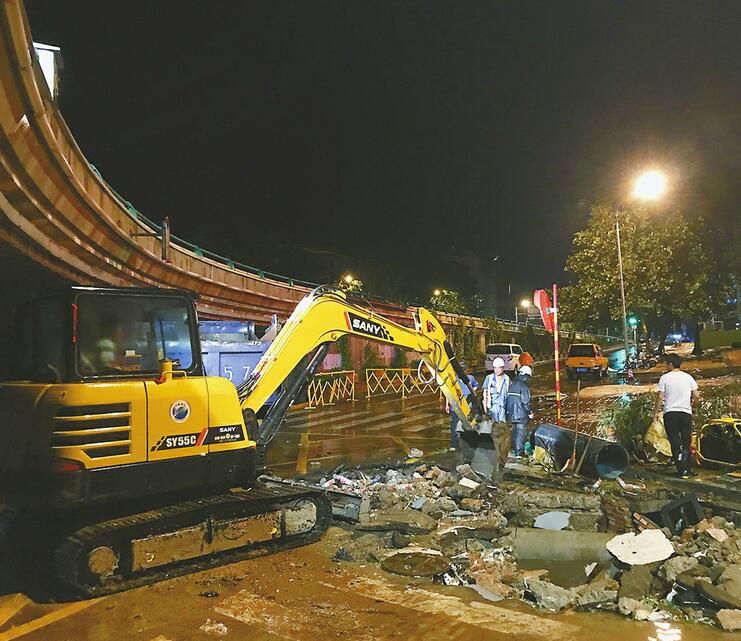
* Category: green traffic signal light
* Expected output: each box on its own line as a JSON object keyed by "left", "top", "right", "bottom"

{"left": 627, "top": 316, "right": 639, "bottom": 328}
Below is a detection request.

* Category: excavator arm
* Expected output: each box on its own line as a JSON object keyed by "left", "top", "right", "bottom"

{"left": 236, "top": 287, "right": 485, "bottom": 446}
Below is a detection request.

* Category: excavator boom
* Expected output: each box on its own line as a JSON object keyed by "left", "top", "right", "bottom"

{"left": 236, "top": 287, "right": 484, "bottom": 447}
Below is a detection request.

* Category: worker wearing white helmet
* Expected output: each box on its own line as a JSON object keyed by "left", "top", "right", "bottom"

{"left": 506, "top": 365, "right": 535, "bottom": 457}
{"left": 483, "top": 357, "right": 511, "bottom": 467}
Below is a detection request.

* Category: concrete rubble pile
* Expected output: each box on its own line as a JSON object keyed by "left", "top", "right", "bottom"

{"left": 313, "top": 462, "right": 741, "bottom": 631}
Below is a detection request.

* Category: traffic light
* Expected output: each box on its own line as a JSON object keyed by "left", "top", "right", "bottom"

{"left": 627, "top": 315, "right": 639, "bottom": 329}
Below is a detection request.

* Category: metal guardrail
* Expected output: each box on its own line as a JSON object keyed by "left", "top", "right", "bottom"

{"left": 93, "top": 168, "right": 621, "bottom": 343}
{"left": 307, "top": 370, "right": 356, "bottom": 408}
{"left": 365, "top": 368, "right": 438, "bottom": 399}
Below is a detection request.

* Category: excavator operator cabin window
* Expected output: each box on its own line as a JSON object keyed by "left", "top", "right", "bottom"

{"left": 75, "top": 294, "right": 196, "bottom": 377}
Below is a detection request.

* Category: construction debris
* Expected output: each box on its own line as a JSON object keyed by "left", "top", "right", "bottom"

{"left": 271, "top": 450, "right": 741, "bottom": 631}
{"left": 381, "top": 548, "right": 451, "bottom": 577}
{"left": 716, "top": 609, "right": 741, "bottom": 631}
{"left": 199, "top": 620, "right": 229, "bottom": 638}
{"left": 606, "top": 529, "right": 674, "bottom": 565}
{"left": 533, "top": 511, "right": 570, "bottom": 530}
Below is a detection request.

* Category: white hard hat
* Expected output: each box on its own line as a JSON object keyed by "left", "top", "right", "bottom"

{"left": 492, "top": 357, "right": 505, "bottom": 368}
{"left": 519, "top": 365, "right": 533, "bottom": 377}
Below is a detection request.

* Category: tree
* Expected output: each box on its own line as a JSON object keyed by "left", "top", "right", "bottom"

{"left": 429, "top": 289, "right": 466, "bottom": 314}
{"left": 338, "top": 276, "right": 364, "bottom": 292}
{"left": 391, "top": 347, "right": 408, "bottom": 368}
{"left": 337, "top": 335, "right": 352, "bottom": 370}
{"left": 560, "top": 203, "right": 729, "bottom": 353}
{"left": 362, "top": 344, "right": 382, "bottom": 370}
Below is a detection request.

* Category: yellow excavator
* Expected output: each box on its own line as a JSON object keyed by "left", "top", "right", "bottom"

{"left": 0, "top": 285, "right": 484, "bottom": 595}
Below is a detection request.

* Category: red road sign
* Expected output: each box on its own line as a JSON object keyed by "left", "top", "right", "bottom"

{"left": 533, "top": 289, "right": 554, "bottom": 334}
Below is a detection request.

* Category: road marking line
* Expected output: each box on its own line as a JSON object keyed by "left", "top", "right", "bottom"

{"left": 0, "top": 599, "right": 104, "bottom": 641}
{"left": 295, "top": 432, "right": 310, "bottom": 474}
{"left": 0, "top": 595, "right": 30, "bottom": 628}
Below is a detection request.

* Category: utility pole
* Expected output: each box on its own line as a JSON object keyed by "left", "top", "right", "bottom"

{"left": 615, "top": 210, "right": 630, "bottom": 370}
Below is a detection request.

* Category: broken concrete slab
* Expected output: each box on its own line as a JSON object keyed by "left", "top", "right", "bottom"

{"left": 456, "top": 463, "right": 481, "bottom": 479}
{"left": 707, "top": 527, "right": 730, "bottom": 543}
{"left": 618, "top": 597, "right": 642, "bottom": 616}
{"left": 606, "top": 529, "right": 674, "bottom": 566}
{"left": 618, "top": 565, "right": 653, "bottom": 600}
{"left": 660, "top": 556, "right": 699, "bottom": 582}
{"left": 720, "top": 564, "right": 741, "bottom": 584}
{"left": 575, "top": 577, "right": 619, "bottom": 608}
{"left": 421, "top": 497, "right": 457, "bottom": 516}
{"left": 376, "top": 487, "right": 395, "bottom": 508}
{"left": 436, "top": 514, "right": 509, "bottom": 547}
{"left": 721, "top": 580, "right": 741, "bottom": 603}
{"left": 333, "top": 533, "right": 390, "bottom": 563}
{"left": 628, "top": 498, "right": 673, "bottom": 515}
{"left": 459, "top": 477, "right": 480, "bottom": 490}
{"left": 526, "top": 579, "right": 577, "bottom": 611}
{"left": 392, "top": 531, "right": 411, "bottom": 549}
{"left": 533, "top": 511, "right": 570, "bottom": 531}
{"left": 502, "top": 488, "right": 602, "bottom": 512}
{"left": 716, "top": 609, "right": 741, "bottom": 632}
{"left": 460, "top": 498, "right": 484, "bottom": 512}
{"left": 381, "top": 548, "right": 451, "bottom": 577}
{"left": 506, "top": 569, "right": 550, "bottom": 591}
{"left": 697, "top": 581, "right": 741, "bottom": 610}
{"left": 356, "top": 509, "right": 438, "bottom": 534}
{"left": 443, "top": 538, "right": 494, "bottom": 558}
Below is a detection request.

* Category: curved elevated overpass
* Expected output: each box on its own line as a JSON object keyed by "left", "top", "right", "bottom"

{"left": 0, "top": 1, "right": 614, "bottom": 350}
{"left": 1, "top": 0, "right": 463, "bottom": 327}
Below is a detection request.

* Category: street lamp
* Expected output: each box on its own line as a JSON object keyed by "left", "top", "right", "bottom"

{"left": 615, "top": 168, "right": 668, "bottom": 370}
{"left": 433, "top": 289, "right": 441, "bottom": 297}
{"left": 633, "top": 169, "right": 667, "bottom": 201}
{"left": 515, "top": 298, "right": 531, "bottom": 325}
{"left": 343, "top": 274, "right": 354, "bottom": 285}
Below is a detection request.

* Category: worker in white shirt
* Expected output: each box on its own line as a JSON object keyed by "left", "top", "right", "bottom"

{"left": 653, "top": 353, "right": 700, "bottom": 478}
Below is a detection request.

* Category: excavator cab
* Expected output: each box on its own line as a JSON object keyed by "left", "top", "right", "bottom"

{"left": 10, "top": 287, "right": 202, "bottom": 383}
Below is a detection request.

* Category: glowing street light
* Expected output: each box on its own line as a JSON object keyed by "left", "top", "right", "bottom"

{"left": 515, "top": 298, "right": 531, "bottom": 325}
{"left": 433, "top": 289, "right": 442, "bottom": 297}
{"left": 343, "top": 274, "right": 354, "bottom": 285}
{"left": 633, "top": 169, "right": 667, "bottom": 201}
{"left": 615, "top": 167, "right": 668, "bottom": 371}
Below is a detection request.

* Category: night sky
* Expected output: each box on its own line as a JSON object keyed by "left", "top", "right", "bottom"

{"left": 26, "top": 1, "right": 741, "bottom": 309}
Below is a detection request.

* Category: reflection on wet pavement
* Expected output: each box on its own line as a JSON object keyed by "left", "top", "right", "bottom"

{"left": 267, "top": 393, "right": 449, "bottom": 476}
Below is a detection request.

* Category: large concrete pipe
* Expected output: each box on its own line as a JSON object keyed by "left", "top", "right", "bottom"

{"left": 532, "top": 423, "right": 630, "bottom": 479}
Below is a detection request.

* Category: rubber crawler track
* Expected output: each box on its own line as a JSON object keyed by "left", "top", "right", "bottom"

{"left": 53, "top": 484, "right": 332, "bottom": 597}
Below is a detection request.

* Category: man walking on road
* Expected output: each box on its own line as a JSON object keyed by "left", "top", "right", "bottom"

{"left": 654, "top": 354, "right": 700, "bottom": 478}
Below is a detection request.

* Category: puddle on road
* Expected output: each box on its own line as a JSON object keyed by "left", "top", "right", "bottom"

{"left": 516, "top": 558, "right": 590, "bottom": 588}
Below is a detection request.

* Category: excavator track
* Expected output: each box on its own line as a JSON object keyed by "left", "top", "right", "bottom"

{"left": 53, "top": 484, "right": 332, "bottom": 596}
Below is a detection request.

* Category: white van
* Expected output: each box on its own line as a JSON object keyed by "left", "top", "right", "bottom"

{"left": 484, "top": 343, "right": 524, "bottom": 373}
